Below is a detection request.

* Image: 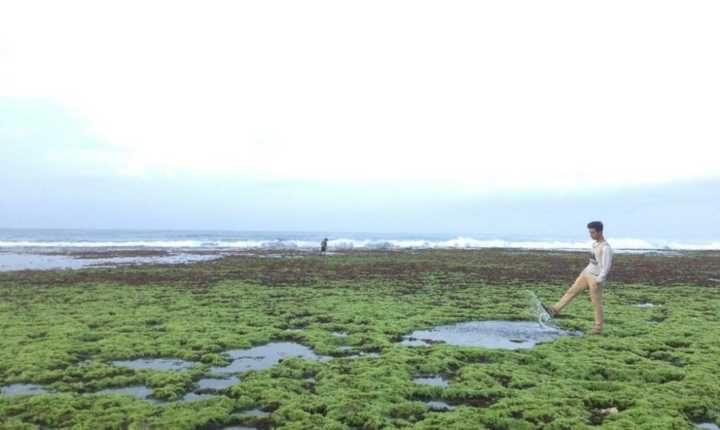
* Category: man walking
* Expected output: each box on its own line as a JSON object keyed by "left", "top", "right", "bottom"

{"left": 320, "top": 238, "right": 329, "bottom": 253}
{"left": 542, "top": 221, "right": 613, "bottom": 335}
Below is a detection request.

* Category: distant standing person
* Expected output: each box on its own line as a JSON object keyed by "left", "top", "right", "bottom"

{"left": 542, "top": 221, "right": 613, "bottom": 335}
{"left": 320, "top": 238, "right": 329, "bottom": 253}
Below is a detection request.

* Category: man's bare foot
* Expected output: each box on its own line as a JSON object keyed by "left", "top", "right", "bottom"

{"left": 540, "top": 302, "right": 559, "bottom": 317}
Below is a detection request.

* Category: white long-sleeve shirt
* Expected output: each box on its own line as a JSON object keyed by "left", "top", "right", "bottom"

{"left": 583, "top": 239, "right": 613, "bottom": 283}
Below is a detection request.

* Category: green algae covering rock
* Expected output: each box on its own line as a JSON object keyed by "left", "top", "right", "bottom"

{"left": 1, "top": 248, "right": 719, "bottom": 429}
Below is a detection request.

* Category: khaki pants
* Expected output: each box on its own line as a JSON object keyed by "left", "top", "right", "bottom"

{"left": 554, "top": 271, "right": 604, "bottom": 328}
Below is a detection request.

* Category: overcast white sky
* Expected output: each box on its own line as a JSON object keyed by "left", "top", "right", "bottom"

{"left": 1, "top": 1, "right": 719, "bottom": 234}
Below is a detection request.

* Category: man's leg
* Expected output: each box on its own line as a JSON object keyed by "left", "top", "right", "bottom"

{"left": 552, "top": 273, "right": 590, "bottom": 314}
{"left": 587, "top": 274, "right": 604, "bottom": 332}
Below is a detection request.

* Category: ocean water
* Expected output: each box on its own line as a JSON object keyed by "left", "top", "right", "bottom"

{"left": 0, "top": 229, "right": 717, "bottom": 251}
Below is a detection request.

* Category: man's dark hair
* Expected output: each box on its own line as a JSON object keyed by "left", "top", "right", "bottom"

{"left": 587, "top": 221, "right": 604, "bottom": 232}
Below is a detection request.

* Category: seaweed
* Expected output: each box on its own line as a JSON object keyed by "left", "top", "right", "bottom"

{"left": 1, "top": 249, "right": 718, "bottom": 429}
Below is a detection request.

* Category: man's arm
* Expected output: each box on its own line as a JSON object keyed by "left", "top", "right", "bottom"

{"left": 596, "top": 245, "right": 613, "bottom": 283}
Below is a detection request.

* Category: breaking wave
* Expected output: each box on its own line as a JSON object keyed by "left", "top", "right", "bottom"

{"left": 0, "top": 236, "right": 718, "bottom": 251}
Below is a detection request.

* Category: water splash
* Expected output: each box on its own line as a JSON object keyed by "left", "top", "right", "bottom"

{"left": 528, "top": 291, "right": 557, "bottom": 329}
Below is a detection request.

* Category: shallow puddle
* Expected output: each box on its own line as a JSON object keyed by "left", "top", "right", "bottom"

{"left": 0, "top": 251, "right": 220, "bottom": 271}
{"left": 400, "top": 339, "right": 433, "bottom": 347}
{"left": 232, "top": 408, "right": 271, "bottom": 418}
{"left": 346, "top": 351, "right": 380, "bottom": 359}
{"left": 401, "top": 320, "right": 579, "bottom": 350}
{"left": 95, "top": 385, "right": 220, "bottom": 404}
{"left": 211, "top": 342, "right": 330, "bottom": 373}
{"left": 196, "top": 376, "right": 241, "bottom": 391}
{"left": 635, "top": 301, "right": 660, "bottom": 308}
{"left": 181, "top": 392, "right": 218, "bottom": 402}
{"left": 413, "top": 376, "right": 449, "bottom": 387}
{"left": 696, "top": 423, "right": 720, "bottom": 430}
{"left": 331, "top": 331, "right": 349, "bottom": 337}
{"left": 426, "top": 400, "right": 455, "bottom": 411}
{"left": 0, "top": 253, "right": 87, "bottom": 271}
{"left": 96, "top": 385, "right": 157, "bottom": 402}
{"left": 111, "top": 358, "right": 195, "bottom": 370}
{"left": 0, "top": 384, "right": 50, "bottom": 396}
